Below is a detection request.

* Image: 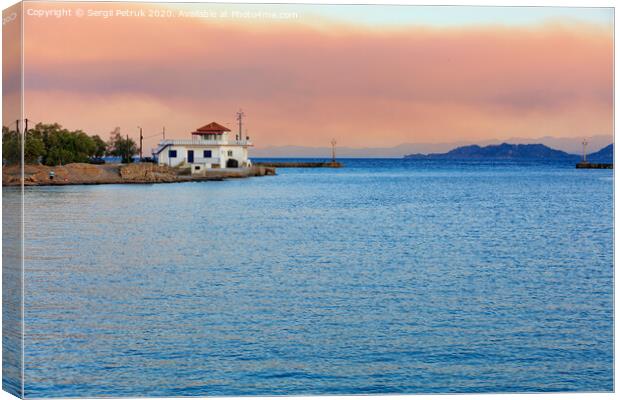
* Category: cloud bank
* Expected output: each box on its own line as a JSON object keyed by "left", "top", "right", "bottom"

{"left": 21, "top": 4, "right": 613, "bottom": 150}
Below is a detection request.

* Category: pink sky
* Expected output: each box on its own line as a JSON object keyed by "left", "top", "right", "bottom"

{"left": 9, "top": 3, "right": 614, "bottom": 150}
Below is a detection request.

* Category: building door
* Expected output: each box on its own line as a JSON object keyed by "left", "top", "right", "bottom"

{"left": 188, "top": 150, "right": 194, "bottom": 163}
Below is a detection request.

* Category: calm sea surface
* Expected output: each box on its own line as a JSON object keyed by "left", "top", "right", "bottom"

{"left": 11, "top": 159, "right": 614, "bottom": 397}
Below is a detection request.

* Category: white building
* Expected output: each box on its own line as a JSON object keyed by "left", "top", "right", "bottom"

{"left": 152, "top": 122, "right": 252, "bottom": 173}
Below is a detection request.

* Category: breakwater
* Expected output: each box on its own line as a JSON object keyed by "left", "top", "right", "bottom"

{"left": 576, "top": 162, "right": 613, "bottom": 169}
{"left": 255, "top": 161, "right": 343, "bottom": 168}
{"left": 2, "top": 163, "right": 276, "bottom": 186}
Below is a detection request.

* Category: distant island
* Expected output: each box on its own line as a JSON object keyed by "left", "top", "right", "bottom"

{"left": 404, "top": 143, "right": 613, "bottom": 163}
{"left": 251, "top": 135, "right": 613, "bottom": 158}
{"left": 587, "top": 144, "right": 613, "bottom": 163}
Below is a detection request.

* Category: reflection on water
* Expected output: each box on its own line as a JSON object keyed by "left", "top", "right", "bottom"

{"left": 3, "top": 186, "right": 23, "bottom": 398}
{"left": 18, "top": 159, "right": 613, "bottom": 397}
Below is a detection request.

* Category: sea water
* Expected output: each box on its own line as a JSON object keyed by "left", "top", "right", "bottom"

{"left": 7, "top": 159, "right": 613, "bottom": 397}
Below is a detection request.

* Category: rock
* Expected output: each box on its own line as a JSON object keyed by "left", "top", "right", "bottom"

{"left": 119, "top": 163, "right": 178, "bottom": 181}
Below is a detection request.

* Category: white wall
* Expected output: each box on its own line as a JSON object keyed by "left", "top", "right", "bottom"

{"left": 219, "top": 146, "right": 250, "bottom": 167}
{"left": 156, "top": 145, "right": 249, "bottom": 168}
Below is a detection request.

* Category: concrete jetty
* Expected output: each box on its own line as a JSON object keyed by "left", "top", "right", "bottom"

{"left": 576, "top": 162, "right": 613, "bottom": 169}
{"left": 255, "top": 161, "right": 343, "bottom": 168}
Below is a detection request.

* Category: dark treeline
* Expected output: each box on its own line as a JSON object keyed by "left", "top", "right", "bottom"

{"left": 2, "top": 123, "right": 138, "bottom": 165}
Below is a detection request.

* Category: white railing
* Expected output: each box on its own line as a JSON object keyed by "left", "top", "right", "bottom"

{"left": 152, "top": 139, "right": 253, "bottom": 156}
{"left": 158, "top": 139, "right": 252, "bottom": 146}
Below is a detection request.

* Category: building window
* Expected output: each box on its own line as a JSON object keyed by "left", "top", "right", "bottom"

{"left": 227, "top": 150, "right": 233, "bottom": 157}
{"left": 169, "top": 150, "right": 177, "bottom": 158}
{"left": 195, "top": 166, "right": 201, "bottom": 171}
{"left": 204, "top": 150, "right": 212, "bottom": 158}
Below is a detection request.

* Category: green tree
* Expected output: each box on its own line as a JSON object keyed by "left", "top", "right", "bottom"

{"left": 5, "top": 122, "right": 110, "bottom": 166}
{"left": 45, "top": 147, "right": 74, "bottom": 166}
{"left": 107, "top": 128, "right": 137, "bottom": 163}
{"left": 91, "top": 135, "right": 107, "bottom": 157}
{"left": 24, "top": 133, "right": 45, "bottom": 164}
{"left": 73, "top": 130, "right": 97, "bottom": 160}
{"left": 2, "top": 126, "right": 20, "bottom": 165}
{"left": 28, "top": 123, "right": 98, "bottom": 166}
{"left": 2, "top": 125, "right": 45, "bottom": 164}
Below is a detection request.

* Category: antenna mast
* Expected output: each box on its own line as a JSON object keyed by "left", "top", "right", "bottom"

{"left": 236, "top": 109, "right": 245, "bottom": 142}
{"left": 331, "top": 138, "right": 337, "bottom": 163}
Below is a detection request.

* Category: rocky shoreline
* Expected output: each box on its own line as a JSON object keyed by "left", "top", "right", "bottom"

{"left": 2, "top": 163, "right": 276, "bottom": 187}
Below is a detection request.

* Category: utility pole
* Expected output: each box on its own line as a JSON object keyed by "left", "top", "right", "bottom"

{"left": 24, "top": 119, "right": 29, "bottom": 163}
{"left": 236, "top": 109, "right": 245, "bottom": 142}
{"left": 126, "top": 134, "right": 130, "bottom": 163}
{"left": 15, "top": 120, "right": 22, "bottom": 167}
{"left": 163, "top": 126, "right": 166, "bottom": 140}
{"left": 138, "top": 126, "right": 143, "bottom": 161}
{"left": 582, "top": 139, "right": 588, "bottom": 162}
{"left": 331, "top": 138, "right": 337, "bottom": 163}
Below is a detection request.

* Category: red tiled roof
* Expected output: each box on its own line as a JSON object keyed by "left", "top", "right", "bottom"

{"left": 192, "top": 122, "right": 231, "bottom": 135}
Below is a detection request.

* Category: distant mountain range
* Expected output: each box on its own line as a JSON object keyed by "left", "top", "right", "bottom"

{"left": 588, "top": 144, "right": 613, "bottom": 163}
{"left": 251, "top": 135, "right": 613, "bottom": 158}
{"left": 404, "top": 143, "right": 613, "bottom": 163}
